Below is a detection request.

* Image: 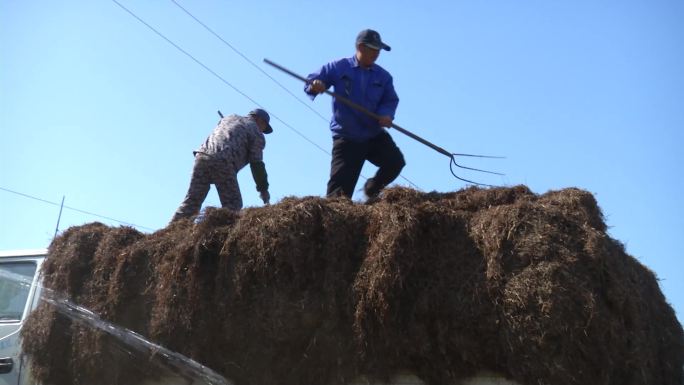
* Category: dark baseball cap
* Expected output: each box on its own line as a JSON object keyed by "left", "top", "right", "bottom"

{"left": 249, "top": 108, "right": 273, "bottom": 134}
{"left": 356, "top": 29, "right": 391, "bottom": 51}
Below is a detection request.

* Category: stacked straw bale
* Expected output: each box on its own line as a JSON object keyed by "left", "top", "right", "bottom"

{"left": 22, "top": 186, "right": 684, "bottom": 385}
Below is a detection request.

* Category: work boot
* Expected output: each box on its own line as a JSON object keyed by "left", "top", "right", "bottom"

{"left": 363, "top": 178, "right": 382, "bottom": 201}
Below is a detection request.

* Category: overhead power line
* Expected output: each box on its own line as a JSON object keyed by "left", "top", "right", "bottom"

{"left": 169, "top": 0, "right": 330, "bottom": 124}
{"left": 0, "top": 186, "right": 155, "bottom": 232}
{"left": 110, "top": 0, "right": 329, "bottom": 156}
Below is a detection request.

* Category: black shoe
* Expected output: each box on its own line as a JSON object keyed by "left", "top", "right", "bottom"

{"left": 364, "top": 178, "right": 381, "bottom": 200}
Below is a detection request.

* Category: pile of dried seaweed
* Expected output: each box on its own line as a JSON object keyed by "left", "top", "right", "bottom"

{"left": 22, "top": 186, "right": 684, "bottom": 385}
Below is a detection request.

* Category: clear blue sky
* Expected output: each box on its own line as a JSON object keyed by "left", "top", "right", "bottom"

{"left": 1, "top": 1, "right": 682, "bottom": 325}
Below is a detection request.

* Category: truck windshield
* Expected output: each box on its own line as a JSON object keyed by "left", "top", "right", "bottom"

{"left": 0, "top": 262, "right": 37, "bottom": 322}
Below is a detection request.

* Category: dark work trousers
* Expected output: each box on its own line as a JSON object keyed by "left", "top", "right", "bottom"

{"left": 327, "top": 131, "right": 405, "bottom": 198}
{"left": 171, "top": 154, "right": 242, "bottom": 222}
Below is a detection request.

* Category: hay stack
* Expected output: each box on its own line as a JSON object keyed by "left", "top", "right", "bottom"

{"left": 22, "top": 186, "right": 683, "bottom": 385}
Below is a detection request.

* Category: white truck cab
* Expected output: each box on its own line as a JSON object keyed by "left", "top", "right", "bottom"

{"left": 0, "top": 249, "right": 46, "bottom": 385}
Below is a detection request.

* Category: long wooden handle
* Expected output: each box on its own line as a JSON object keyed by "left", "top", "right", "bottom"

{"left": 263, "top": 58, "right": 453, "bottom": 158}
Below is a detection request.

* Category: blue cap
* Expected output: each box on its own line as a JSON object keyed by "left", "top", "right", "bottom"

{"left": 356, "top": 29, "right": 391, "bottom": 51}
{"left": 249, "top": 108, "right": 273, "bottom": 134}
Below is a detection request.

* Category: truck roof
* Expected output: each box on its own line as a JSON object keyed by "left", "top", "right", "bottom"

{"left": 0, "top": 249, "right": 48, "bottom": 258}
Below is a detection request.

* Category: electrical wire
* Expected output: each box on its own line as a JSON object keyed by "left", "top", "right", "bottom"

{"left": 169, "top": 0, "right": 330, "bottom": 124}
{"left": 0, "top": 186, "right": 155, "bottom": 232}
{"left": 111, "top": 0, "right": 331, "bottom": 157}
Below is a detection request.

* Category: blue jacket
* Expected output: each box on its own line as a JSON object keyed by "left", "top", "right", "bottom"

{"left": 306, "top": 56, "right": 399, "bottom": 141}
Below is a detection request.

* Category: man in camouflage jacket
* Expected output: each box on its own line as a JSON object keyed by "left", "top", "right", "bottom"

{"left": 170, "top": 108, "right": 273, "bottom": 222}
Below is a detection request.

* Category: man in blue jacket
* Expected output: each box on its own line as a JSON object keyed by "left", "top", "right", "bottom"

{"left": 305, "top": 29, "right": 405, "bottom": 200}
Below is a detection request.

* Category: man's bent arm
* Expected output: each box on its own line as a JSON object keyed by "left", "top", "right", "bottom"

{"left": 250, "top": 161, "right": 269, "bottom": 192}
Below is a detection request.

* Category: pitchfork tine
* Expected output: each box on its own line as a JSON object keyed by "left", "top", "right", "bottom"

{"left": 449, "top": 160, "right": 497, "bottom": 187}
{"left": 452, "top": 153, "right": 506, "bottom": 159}
{"left": 451, "top": 159, "right": 504, "bottom": 176}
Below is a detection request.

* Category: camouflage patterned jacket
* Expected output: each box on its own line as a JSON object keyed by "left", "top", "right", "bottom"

{"left": 195, "top": 114, "right": 265, "bottom": 170}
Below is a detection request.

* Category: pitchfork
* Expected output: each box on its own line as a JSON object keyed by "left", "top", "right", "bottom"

{"left": 263, "top": 59, "right": 504, "bottom": 187}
